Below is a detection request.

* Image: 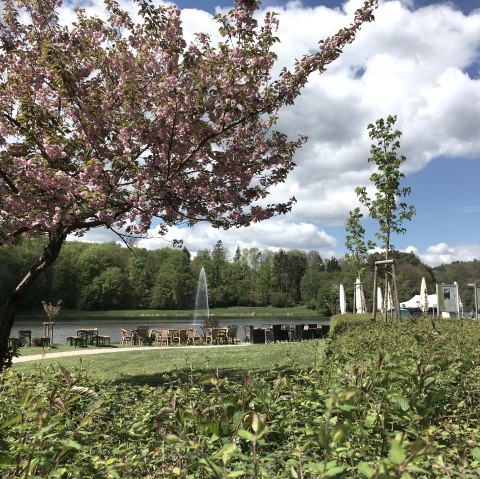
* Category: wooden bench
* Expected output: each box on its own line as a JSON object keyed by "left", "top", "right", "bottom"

{"left": 96, "top": 335, "right": 111, "bottom": 347}
{"left": 66, "top": 336, "right": 86, "bottom": 347}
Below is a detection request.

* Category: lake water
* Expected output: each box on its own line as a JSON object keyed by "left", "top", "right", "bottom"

{"left": 13, "top": 316, "right": 330, "bottom": 344}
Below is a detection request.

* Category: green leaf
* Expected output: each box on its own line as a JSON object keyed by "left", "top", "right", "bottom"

{"left": 325, "top": 465, "right": 346, "bottom": 477}
{"left": 227, "top": 471, "right": 246, "bottom": 478}
{"left": 358, "top": 462, "right": 375, "bottom": 477}
{"left": 212, "top": 442, "right": 237, "bottom": 460}
{"left": 389, "top": 395, "right": 410, "bottom": 411}
{"left": 471, "top": 447, "right": 480, "bottom": 460}
{"left": 238, "top": 429, "right": 256, "bottom": 442}
{"left": 389, "top": 439, "right": 406, "bottom": 465}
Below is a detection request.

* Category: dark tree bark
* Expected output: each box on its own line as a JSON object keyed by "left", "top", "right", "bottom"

{"left": 0, "top": 233, "right": 66, "bottom": 370}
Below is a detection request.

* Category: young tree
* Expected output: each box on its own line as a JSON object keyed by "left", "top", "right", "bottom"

{"left": 355, "top": 115, "right": 416, "bottom": 317}
{"left": 344, "top": 206, "right": 374, "bottom": 279}
{"left": 355, "top": 116, "right": 416, "bottom": 260}
{"left": 0, "top": 0, "right": 377, "bottom": 367}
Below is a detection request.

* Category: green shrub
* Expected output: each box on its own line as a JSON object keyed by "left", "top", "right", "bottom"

{"left": 1, "top": 316, "right": 480, "bottom": 477}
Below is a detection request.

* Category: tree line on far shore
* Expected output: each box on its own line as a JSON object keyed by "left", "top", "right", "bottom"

{"left": 1, "top": 238, "right": 479, "bottom": 314}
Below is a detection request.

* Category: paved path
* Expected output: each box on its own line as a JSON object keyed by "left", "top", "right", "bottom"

{"left": 13, "top": 343, "right": 249, "bottom": 363}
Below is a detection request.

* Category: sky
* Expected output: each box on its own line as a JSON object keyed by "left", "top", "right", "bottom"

{"left": 63, "top": 0, "right": 480, "bottom": 267}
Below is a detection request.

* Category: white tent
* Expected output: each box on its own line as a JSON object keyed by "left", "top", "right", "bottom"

{"left": 401, "top": 294, "right": 437, "bottom": 310}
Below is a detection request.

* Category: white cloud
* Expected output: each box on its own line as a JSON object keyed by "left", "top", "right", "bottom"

{"left": 405, "top": 243, "right": 480, "bottom": 267}
{"left": 136, "top": 217, "right": 338, "bottom": 257}
{"left": 64, "top": 0, "right": 480, "bottom": 264}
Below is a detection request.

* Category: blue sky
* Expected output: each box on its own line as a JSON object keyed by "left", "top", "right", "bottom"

{"left": 65, "top": 0, "right": 480, "bottom": 267}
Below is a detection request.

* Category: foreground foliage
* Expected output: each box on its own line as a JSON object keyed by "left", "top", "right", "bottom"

{"left": 1, "top": 315, "right": 480, "bottom": 477}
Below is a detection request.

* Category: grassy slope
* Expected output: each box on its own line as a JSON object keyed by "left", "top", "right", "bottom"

{"left": 12, "top": 340, "right": 327, "bottom": 385}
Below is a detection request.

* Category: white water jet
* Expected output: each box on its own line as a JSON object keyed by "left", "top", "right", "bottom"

{"left": 193, "top": 267, "right": 209, "bottom": 324}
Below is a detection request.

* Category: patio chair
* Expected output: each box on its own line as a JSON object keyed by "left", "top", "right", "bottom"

{"left": 295, "top": 324, "right": 304, "bottom": 341}
{"left": 137, "top": 326, "right": 151, "bottom": 345}
{"left": 156, "top": 329, "right": 171, "bottom": 346}
{"left": 243, "top": 325, "right": 253, "bottom": 343}
{"left": 288, "top": 325, "right": 297, "bottom": 341}
{"left": 18, "top": 330, "right": 32, "bottom": 347}
{"left": 226, "top": 325, "right": 238, "bottom": 344}
{"left": 204, "top": 328, "right": 219, "bottom": 345}
{"left": 172, "top": 329, "right": 187, "bottom": 345}
{"left": 272, "top": 324, "right": 289, "bottom": 342}
{"left": 186, "top": 328, "right": 201, "bottom": 346}
{"left": 217, "top": 328, "right": 228, "bottom": 344}
{"left": 252, "top": 328, "right": 266, "bottom": 344}
{"left": 149, "top": 328, "right": 160, "bottom": 344}
{"left": 120, "top": 329, "right": 134, "bottom": 345}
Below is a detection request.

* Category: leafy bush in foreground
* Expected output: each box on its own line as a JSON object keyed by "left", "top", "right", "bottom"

{"left": 1, "top": 316, "right": 480, "bottom": 477}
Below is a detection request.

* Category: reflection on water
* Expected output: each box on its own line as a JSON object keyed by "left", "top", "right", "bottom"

{"left": 13, "top": 316, "right": 330, "bottom": 344}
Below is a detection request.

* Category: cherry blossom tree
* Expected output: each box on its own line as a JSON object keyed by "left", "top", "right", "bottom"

{"left": 0, "top": 0, "right": 377, "bottom": 368}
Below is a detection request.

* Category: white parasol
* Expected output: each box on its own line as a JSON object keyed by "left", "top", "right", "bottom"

{"left": 386, "top": 282, "right": 393, "bottom": 312}
{"left": 377, "top": 286, "right": 383, "bottom": 313}
{"left": 339, "top": 284, "right": 346, "bottom": 314}
{"left": 355, "top": 278, "right": 366, "bottom": 314}
{"left": 420, "top": 277, "right": 429, "bottom": 313}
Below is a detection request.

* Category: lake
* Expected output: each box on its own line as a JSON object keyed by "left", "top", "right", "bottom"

{"left": 12, "top": 316, "right": 330, "bottom": 344}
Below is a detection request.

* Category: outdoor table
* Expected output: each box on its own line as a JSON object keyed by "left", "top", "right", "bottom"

{"left": 77, "top": 328, "right": 98, "bottom": 345}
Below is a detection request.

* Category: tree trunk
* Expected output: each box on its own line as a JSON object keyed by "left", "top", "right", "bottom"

{"left": 0, "top": 233, "right": 66, "bottom": 370}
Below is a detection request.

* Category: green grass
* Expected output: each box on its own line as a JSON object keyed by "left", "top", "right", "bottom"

{"left": 16, "top": 305, "right": 320, "bottom": 320}
{"left": 12, "top": 340, "right": 327, "bottom": 385}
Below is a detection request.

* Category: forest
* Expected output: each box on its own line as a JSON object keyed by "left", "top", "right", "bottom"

{"left": 2, "top": 238, "right": 480, "bottom": 314}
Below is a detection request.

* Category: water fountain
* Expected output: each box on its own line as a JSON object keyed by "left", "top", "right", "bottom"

{"left": 193, "top": 267, "right": 209, "bottom": 324}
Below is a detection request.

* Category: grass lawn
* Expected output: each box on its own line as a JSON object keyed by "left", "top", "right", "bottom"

{"left": 12, "top": 340, "right": 327, "bottom": 386}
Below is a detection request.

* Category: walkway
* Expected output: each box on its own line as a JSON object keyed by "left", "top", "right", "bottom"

{"left": 13, "top": 343, "right": 249, "bottom": 363}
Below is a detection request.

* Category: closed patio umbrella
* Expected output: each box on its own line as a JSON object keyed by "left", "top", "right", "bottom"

{"left": 339, "top": 284, "right": 346, "bottom": 314}
{"left": 420, "top": 277, "right": 429, "bottom": 313}
{"left": 377, "top": 286, "right": 383, "bottom": 313}
{"left": 355, "top": 278, "right": 366, "bottom": 314}
{"left": 386, "top": 282, "right": 393, "bottom": 312}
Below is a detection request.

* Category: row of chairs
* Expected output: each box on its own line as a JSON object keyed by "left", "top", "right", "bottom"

{"left": 204, "top": 326, "right": 238, "bottom": 345}
{"left": 120, "top": 326, "right": 239, "bottom": 346}
{"left": 244, "top": 324, "right": 330, "bottom": 344}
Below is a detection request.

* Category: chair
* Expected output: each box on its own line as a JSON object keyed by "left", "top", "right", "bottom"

{"left": 252, "top": 328, "right": 266, "bottom": 344}
{"left": 288, "top": 325, "right": 297, "bottom": 341}
{"left": 156, "top": 329, "right": 171, "bottom": 346}
{"left": 272, "top": 324, "right": 289, "bottom": 342}
{"left": 217, "top": 328, "right": 228, "bottom": 344}
{"left": 227, "top": 325, "right": 238, "bottom": 344}
{"left": 186, "top": 328, "right": 201, "bottom": 346}
{"left": 137, "top": 326, "right": 151, "bottom": 345}
{"left": 295, "top": 324, "right": 304, "bottom": 341}
{"left": 244, "top": 325, "right": 253, "bottom": 343}
{"left": 120, "top": 329, "right": 134, "bottom": 345}
{"left": 204, "top": 328, "right": 219, "bottom": 345}
{"left": 149, "top": 328, "right": 160, "bottom": 343}
{"left": 18, "top": 330, "right": 32, "bottom": 347}
{"left": 172, "top": 329, "right": 187, "bottom": 345}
